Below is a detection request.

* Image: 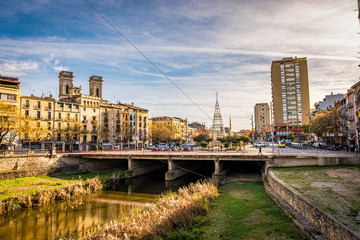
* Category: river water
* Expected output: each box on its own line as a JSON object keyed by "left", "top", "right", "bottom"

{"left": 0, "top": 170, "right": 210, "bottom": 240}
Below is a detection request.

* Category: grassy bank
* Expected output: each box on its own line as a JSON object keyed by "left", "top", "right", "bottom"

{"left": 271, "top": 165, "right": 360, "bottom": 233}
{"left": 88, "top": 180, "right": 218, "bottom": 240}
{"left": 159, "top": 181, "right": 307, "bottom": 240}
{"left": 0, "top": 171, "right": 125, "bottom": 215}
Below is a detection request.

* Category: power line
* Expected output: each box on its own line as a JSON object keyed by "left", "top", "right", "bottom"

{"left": 83, "top": 0, "right": 213, "bottom": 121}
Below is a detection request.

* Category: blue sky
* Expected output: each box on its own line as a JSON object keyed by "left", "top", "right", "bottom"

{"left": 0, "top": 0, "right": 359, "bottom": 130}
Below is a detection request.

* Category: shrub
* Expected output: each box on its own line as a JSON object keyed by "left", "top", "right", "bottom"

{"left": 99, "top": 145, "right": 104, "bottom": 151}
{"left": 88, "top": 180, "right": 218, "bottom": 240}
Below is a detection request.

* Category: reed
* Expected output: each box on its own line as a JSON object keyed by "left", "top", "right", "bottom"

{"left": 0, "top": 178, "right": 102, "bottom": 215}
{"left": 88, "top": 180, "right": 218, "bottom": 240}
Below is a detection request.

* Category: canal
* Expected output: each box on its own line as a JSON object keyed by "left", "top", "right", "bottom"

{"left": 0, "top": 167, "right": 214, "bottom": 240}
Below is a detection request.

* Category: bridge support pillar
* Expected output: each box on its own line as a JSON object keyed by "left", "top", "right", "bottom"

{"left": 125, "top": 157, "right": 163, "bottom": 178}
{"left": 165, "top": 159, "right": 204, "bottom": 181}
{"left": 165, "top": 158, "right": 189, "bottom": 181}
{"left": 213, "top": 158, "right": 225, "bottom": 182}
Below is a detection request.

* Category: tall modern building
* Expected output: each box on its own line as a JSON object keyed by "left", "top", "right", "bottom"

{"left": 254, "top": 103, "right": 270, "bottom": 136}
{"left": 271, "top": 57, "right": 310, "bottom": 139}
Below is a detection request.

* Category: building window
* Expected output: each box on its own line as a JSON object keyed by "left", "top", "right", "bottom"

{"left": 48, "top": 102, "right": 51, "bottom": 110}
{"left": 37, "top": 111, "right": 40, "bottom": 119}
{"left": 58, "top": 113, "right": 61, "bottom": 119}
{"left": 25, "top": 100, "right": 29, "bottom": 108}
{"left": 57, "top": 133, "right": 61, "bottom": 141}
{"left": 130, "top": 115, "right": 133, "bottom": 121}
{"left": 48, "top": 122, "right": 51, "bottom": 130}
{"left": 48, "top": 112, "right": 51, "bottom": 120}
{"left": 37, "top": 101, "right": 41, "bottom": 109}
{"left": 139, "top": 122, "right": 142, "bottom": 128}
{"left": 25, "top": 110, "right": 29, "bottom": 116}
{"left": 139, "top": 116, "right": 142, "bottom": 121}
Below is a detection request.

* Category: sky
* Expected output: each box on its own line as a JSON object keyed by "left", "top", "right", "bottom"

{"left": 0, "top": 0, "right": 359, "bottom": 131}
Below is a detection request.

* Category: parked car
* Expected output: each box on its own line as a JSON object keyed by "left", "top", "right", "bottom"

{"left": 148, "top": 145, "right": 158, "bottom": 151}
{"left": 254, "top": 142, "right": 263, "bottom": 148}
{"left": 158, "top": 143, "right": 169, "bottom": 151}
{"left": 278, "top": 141, "right": 286, "bottom": 148}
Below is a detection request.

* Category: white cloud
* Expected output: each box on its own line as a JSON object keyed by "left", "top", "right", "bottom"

{"left": 0, "top": 59, "right": 39, "bottom": 76}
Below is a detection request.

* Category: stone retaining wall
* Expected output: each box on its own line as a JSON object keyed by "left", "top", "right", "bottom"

{"left": 267, "top": 169, "right": 360, "bottom": 240}
{"left": 0, "top": 155, "right": 128, "bottom": 180}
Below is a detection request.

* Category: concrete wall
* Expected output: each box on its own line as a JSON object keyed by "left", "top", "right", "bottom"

{"left": 267, "top": 169, "right": 360, "bottom": 240}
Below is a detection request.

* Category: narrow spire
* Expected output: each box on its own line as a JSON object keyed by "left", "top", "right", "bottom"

{"left": 211, "top": 92, "right": 225, "bottom": 138}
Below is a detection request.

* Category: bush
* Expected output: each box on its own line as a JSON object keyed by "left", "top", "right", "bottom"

{"left": 88, "top": 180, "right": 218, "bottom": 240}
{"left": 93, "top": 145, "right": 98, "bottom": 150}
{"left": 99, "top": 145, "right": 104, "bottom": 151}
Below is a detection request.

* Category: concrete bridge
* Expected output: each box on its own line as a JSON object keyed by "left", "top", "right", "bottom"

{"left": 67, "top": 151, "right": 360, "bottom": 181}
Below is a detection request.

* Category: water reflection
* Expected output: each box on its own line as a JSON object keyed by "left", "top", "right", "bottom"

{"left": 0, "top": 170, "right": 211, "bottom": 240}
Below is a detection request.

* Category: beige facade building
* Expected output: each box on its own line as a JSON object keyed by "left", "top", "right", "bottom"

{"left": 271, "top": 57, "right": 310, "bottom": 139}
{"left": 150, "top": 116, "right": 188, "bottom": 140}
{"left": 20, "top": 94, "right": 56, "bottom": 149}
{"left": 0, "top": 74, "right": 21, "bottom": 108}
{"left": 254, "top": 103, "right": 270, "bottom": 136}
{"left": 0, "top": 71, "right": 149, "bottom": 151}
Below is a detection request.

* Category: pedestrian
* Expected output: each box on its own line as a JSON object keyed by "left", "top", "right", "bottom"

{"left": 258, "top": 146, "right": 262, "bottom": 155}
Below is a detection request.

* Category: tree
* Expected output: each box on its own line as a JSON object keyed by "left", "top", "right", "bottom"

{"left": 19, "top": 118, "right": 52, "bottom": 149}
{"left": 287, "top": 132, "right": 295, "bottom": 142}
{"left": 218, "top": 136, "right": 240, "bottom": 148}
{"left": 0, "top": 102, "right": 20, "bottom": 145}
{"left": 310, "top": 110, "right": 340, "bottom": 140}
{"left": 193, "top": 134, "right": 213, "bottom": 148}
{"left": 150, "top": 123, "right": 177, "bottom": 144}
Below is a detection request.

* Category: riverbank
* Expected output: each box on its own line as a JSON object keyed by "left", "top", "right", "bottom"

{"left": 0, "top": 171, "right": 124, "bottom": 215}
{"left": 271, "top": 165, "right": 360, "bottom": 235}
{"left": 159, "top": 181, "right": 308, "bottom": 240}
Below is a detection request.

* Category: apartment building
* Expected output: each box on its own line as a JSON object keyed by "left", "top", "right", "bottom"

{"left": 150, "top": 116, "right": 188, "bottom": 140}
{"left": 271, "top": 57, "right": 310, "bottom": 140}
{"left": 0, "top": 74, "right": 21, "bottom": 109}
{"left": 254, "top": 103, "right": 270, "bottom": 136}
{"left": 20, "top": 94, "right": 56, "bottom": 149}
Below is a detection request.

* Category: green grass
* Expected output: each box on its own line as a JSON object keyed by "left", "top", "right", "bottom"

{"left": 157, "top": 182, "right": 307, "bottom": 240}
{"left": 0, "top": 171, "right": 124, "bottom": 201}
{"left": 52, "top": 171, "right": 125, "bottom": 180}
{"left": 271, "top": 165, "right": 360, "bottom": 232}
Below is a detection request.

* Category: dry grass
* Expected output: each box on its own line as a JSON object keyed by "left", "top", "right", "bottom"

{"left": 0, "top": 178, "right": 102, "bottom": 215}
{"left": 87, "top": 180, "right": 218, "bottom": 240}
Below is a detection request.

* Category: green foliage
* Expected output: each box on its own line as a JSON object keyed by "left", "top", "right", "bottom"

{"left": 193, "top": 134, "right": 213, "bottom": 148}
{"left": 151, "top": 123, "right": 177, "bottom": 144}
{"left": 99, "top": 145, "right": 104, "bottom": 151}
{"left": 310, "top": 109, "right": 340, "bottom": 138}
{"left": 93, "top": 145, "right": 98, "bottom": 150}
{"left": 287, "top": 132, "right": 295, "bottom": 141}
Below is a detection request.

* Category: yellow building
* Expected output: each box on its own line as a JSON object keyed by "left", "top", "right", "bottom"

{"left": 20, "top": 94, "right": 55, "bottom": 149}
{"left": 0, "top": 74, "right": 21, "bottom": 108}
{"left": 150, "top": 116, "right": 188, "bottom": 140}
{"left": 124, "top": 104, "right": 148, "bottom": 149}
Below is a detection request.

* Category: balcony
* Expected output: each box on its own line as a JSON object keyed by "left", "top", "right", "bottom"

{"left": 45, "top": 107, "right": 52, "bottom": 111}
{"left": 33, "top": 106, "right": 41, "bottom": 110}
{"left": 22, "top": 104, "right": 29, "bottom": 109}
{"left": 82, "top": 120, "right": 88, "bottom": 123}
{"left": 104, "top": 118, "right": 109, "bottom": 123}
{"left": 347, "top": 102, "right": 354, "bottom": 109}
{"left": 91, "top": 120, "right": 97, "bottom": 125}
